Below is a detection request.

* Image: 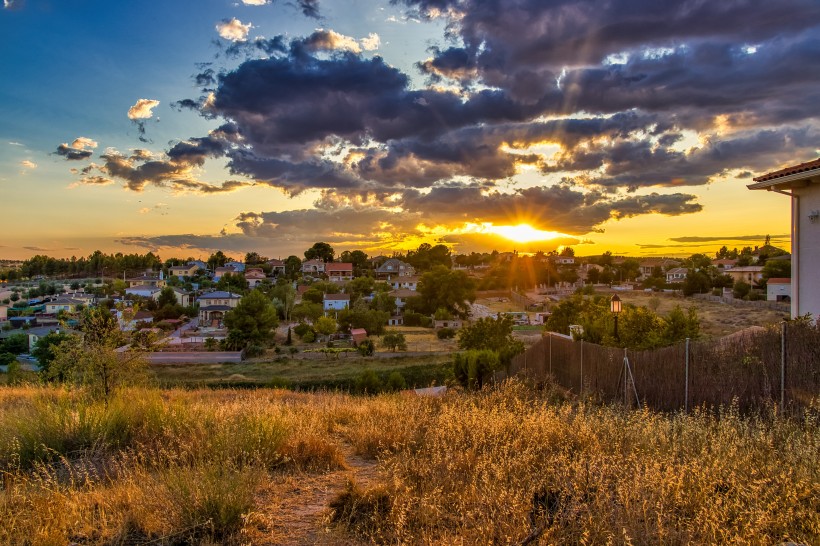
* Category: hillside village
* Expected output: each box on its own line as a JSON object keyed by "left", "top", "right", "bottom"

{"left": 0, "top": 238, "right": 793, "bottom": 368}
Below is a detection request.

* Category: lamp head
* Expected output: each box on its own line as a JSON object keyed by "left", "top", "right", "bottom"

{"left": 610, "top": 294, "right": 622, "bottom": 314}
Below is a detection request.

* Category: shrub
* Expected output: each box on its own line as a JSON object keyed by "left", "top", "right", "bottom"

{"left": 356, "top": 369, "right": 383, "bottom": 394}
{"left": 386, "top": 371, "right": 407, "bottom": 392}
{"left": 302, "top": 330, "right": 316, "bottom": 343}
{"left": 436, "top": 327, "right": 456, "bottom": 340}
{"left": 293, "top": 322, "right": 313, "bottom": 338}
{"left": 357, "top": 339, "right": 375, "bottom": 356}
{"left": 382, "top": 332, "right": 407, "bottom": 352}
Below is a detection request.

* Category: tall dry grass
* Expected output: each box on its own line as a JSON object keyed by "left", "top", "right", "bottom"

{"left": 0, "top": 382, "right": 816, "bottom": 545}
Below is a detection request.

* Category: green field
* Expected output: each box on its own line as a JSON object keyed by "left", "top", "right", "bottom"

{"left": 150, "top": 353, "right": 453, "bottom": 391}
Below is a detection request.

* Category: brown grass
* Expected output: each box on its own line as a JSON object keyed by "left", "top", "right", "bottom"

{"left": 0, "top": 383, "right": 816, "bottom": 545}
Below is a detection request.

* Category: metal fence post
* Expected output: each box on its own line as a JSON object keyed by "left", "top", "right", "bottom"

{"left": 549, "top": 333, "right": 552, "bottom": 377}
{"left": 781, "top": 321, "right": 786, "bottom": 414}
{"left": 624, "top": 348, "right": 628, "bottom": 406}
{"left": 685, "top": 337, "right": 690, "bottom": 413}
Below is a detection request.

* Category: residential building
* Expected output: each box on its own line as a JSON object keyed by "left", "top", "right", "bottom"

{"left": 326, "top": 262, "right": 354, "bottom": 282}
{"left": 389, "top": 288, "right": 417, "bottom": 310}
{"left": 665, "top": 267, "right": 688, "bottom": 284}
{"left": 196, "top": 291, "right": 241, "bottom": 324}
{"left": 127, "top": 274, "right": 165, "bottom": 288}
{"left": 171, "top": 287, "right": 192, "bottom": 307}
{"left": 434, "top": 318, "right": 465, "bottom": 330}
{"left": 638, "top": 258, "right": 682, "bottom": 278}
{"left": 0, "top": 305, "right": 7, "bottom": 323}
{"left": 323, "top": 293, "right": 350, "bottom": 313}
{"left": 225, "top": 261, "right": 246, "bottom": 273}
{"left": 375, "top": 258, "right": 415, "bottom": 280}
{"left": 350, "top": 328, "right": 368, "bottom": 345}
{"left": 267, "top": 259, "right": 287, "bottom": 276}
{"left": 390, "top": 275, "right": 419, "bottom": 291}
{"left": 125, "top": 286, "right": 162, "bottom": 300}
{"left": 301, "top": 259, "right": 326, "bottom": 274}
{"left": 245, "top": 268, "right": 267, "bottom": 288}
{"left": 713, "top": 259, "right": 738, "bottom": 270}
{"left": 168, "top": 263, "right": 199, "bottom": 277}
{"left": 0, "top": 325, "right": 73, "bottom": 352}
{"left": 213, "top": 266, "right": 237, "bottom": 282}
{"left": 749, "top": 158, "right": 820, "bottom": 319}
{"left": 44, "top": 297, "right": 85, "bottom": 314}
{"left": 767, "top": 278, "right": 792, "bottom": 302}
{"left": 725, "top": 266, "right": 764, "bottom": 286}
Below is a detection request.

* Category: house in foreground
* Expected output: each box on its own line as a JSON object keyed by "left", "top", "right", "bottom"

{"left": 196, "top": 291, "right": 241, "bottom": 325}
{"left": 748, "top": 158, "right": 820, "bottom": 319}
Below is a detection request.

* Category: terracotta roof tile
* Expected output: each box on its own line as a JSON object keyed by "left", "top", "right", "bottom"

{"left": 753, "top": 158, "right": 820, "bottom": 182}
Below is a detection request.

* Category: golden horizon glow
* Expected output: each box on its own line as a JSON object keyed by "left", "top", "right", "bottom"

{"left": 478, "top": 223, "right": 568, "bottom": 243}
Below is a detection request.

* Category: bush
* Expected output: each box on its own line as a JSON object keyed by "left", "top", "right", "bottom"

{"left": 382, "top": 332, "right": 407, "bottom": 352}
{"left": 244, "top": 344, "right": 266, "bottom": 358}
{"left": 356, "top": 369, "right": 383, "bottom": 394}
{"left": 293, "top": 322, "right": 313, "bottom": 338}
{"left": 403, "top": 312, "right": 432, "bottom": 327}
{"left": 302, "top": 330, "right": 316, "bottom": 343}
{"left": 436, "top": 327, "right": 456, "bottom": 340}
{"left": 357, "top": 339, "right": 375, "bottom": 356}
{"left": 386, "top": 371, "right": 407, "bottom": 391}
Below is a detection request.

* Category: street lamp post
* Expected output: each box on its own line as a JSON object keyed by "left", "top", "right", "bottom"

{"left": 610, "top": 294, "right": 622, "bottom": 341}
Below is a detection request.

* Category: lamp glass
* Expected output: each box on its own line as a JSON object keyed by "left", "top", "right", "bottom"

{"left": 610, "top": 294, "right": 622, "bottom": 314}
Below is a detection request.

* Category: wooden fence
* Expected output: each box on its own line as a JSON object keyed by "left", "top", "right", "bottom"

{"left": 509, "top": 323, "right": 820, "bottom": 413}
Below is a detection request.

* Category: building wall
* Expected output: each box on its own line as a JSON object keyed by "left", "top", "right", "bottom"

{"left": 795, "top": 186, "right": 820, "bottom": 319}
{"left": 767, "top": 283, "right": 791, "bottom": 302}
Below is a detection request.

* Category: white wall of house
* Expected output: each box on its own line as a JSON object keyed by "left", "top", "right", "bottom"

{"left": 767, "top": 282, "right": 791, "bottom": 302}
{"left": 323, "top": 299, "right": 349, "bottom": 311}
{"left": 795, "top": 185, "right": 820, "bottom": 318}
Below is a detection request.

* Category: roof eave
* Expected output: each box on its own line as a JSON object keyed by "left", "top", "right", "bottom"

{"left": 748, "top": 167, "right": 820, "bottom": 190}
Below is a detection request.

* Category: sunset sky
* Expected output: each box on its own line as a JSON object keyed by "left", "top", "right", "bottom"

{"left": 2, "top": 0, "right": 817, "bottom": 261}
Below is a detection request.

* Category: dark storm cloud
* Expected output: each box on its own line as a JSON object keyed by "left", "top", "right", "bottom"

{"left": 55, "top": 143, "right": 93, "bottom": 160}
{"left": 544, "top": 126, "right": 819, "bottom": 190}
{"left": 399, "top": 185, "right": 701, "bottom": 233}
{"left": 399, "top": 0, "right": 820, "bottom": 70}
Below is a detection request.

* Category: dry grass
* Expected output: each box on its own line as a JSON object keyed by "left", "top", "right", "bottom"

{"left": 0, "top": 383, "right": 816, "bottom": 545}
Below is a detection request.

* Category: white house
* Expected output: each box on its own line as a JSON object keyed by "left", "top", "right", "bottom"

{"left": 766, "top": 278, "right": 791, "bottom": 303}
{"left": 301, "top": 259, "right": 326, "bottom": 274}
{"left": 749, "top": 158, "right": 820, "bottom": 319}
{"left": 665, "top": 267, "right": 687, "bottom": 284}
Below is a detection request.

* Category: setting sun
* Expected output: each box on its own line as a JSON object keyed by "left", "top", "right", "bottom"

{"left": 485, "top": 224, "right": 567, "bottom": 243}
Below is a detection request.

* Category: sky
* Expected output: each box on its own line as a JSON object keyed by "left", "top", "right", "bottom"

{"left": 2, "top": 0, "right": 818, "bottom": 261}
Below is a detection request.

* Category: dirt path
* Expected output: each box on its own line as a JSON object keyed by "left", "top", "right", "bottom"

{"left": 246, "top": 439, "right": 380, "bottom": 545}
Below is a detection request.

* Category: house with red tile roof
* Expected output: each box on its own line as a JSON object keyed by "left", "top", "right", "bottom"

{"left": 326, "top": 262, "right": 354, "bottom": 282}
{"left": 748, "top": 158, "right": 820, "bottom": 319}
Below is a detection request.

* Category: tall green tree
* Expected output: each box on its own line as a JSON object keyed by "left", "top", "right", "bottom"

{"left": 410, "top": 266, "right": 475, "bottom": 318}
{"left": 224, "top": 290, "right": 279, "bottom": 348}
{"left": 458, "top": 315, "right": 524, "bottom": 365}
{"left": 304, "top": 242, "right": 335, "bottom": 262}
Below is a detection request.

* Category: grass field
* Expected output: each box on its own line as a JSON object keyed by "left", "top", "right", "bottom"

{"left": 0, "top": 382, "right": 816, "bottom": 545}
{"left": 152, "top": 353, "right": 452, "bottom": 391}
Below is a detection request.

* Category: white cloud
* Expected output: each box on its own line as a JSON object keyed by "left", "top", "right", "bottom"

{"left": 360, "top": 33, "right": 381, "bottom": 51}
{"left": 70, "top": 136, "right": 98, "bottom": 150}
{"left": 20, "top": 160, "right": 37, "bottom": 169}
{"left": 8, "top": 141, "right": 23, "bottom": 146}
{"left": 127, "top": 99, "right": 160, "bottom": 120}
{"left": 241, "top": 0, "right": 268, "bottom": 4}
{"left": 217, "top": 18, "right": 252, "bottom": 42}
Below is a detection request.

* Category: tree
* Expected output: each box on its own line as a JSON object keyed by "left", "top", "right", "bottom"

{"left": 244, "top": 252, "right": 267, "bottom": 265}
{"left": 339, "top": 250, "right": 369, "bottom": 276}
{"left": 157, "top": 286, "right": 177, "bottom": 308}
{"left": 304, "top": 242, "right": 335, "bottom": 262}
{"left": 223, "top": 290, "right": 279, "bottom": 349}
{"left": 47, "top": 307, "right": 148, "bottom": 402}
{"left": 682, "top": 270, "right": 711, "bottom": 296}
{"left": 762, "top": 259, "right": 791, "bottom": 282}
{"left": 405, "top": 243, "right": 452, "bottom": 271}
{"left": 207, "top": 251, "right": 230, "bottom": 270}
{"left": 217, "top": 272, "right": 247, "bottom": 294}
{"left": 453, "top": 350, "right": 500, "bottom": 390}
{"left": 284, "top": 255, "right": 302, "bottom": 278}
{"left": 382, "top": 332, "right": 407, "bottom": 352}
{"left": 457, "top": 315, "right": 524, "bottom": 365}
{"left": 412, "top": 266, "right": 476, "bottom": 318}
{"left": 314, "top": 316, "right": 338, "bottom": 339}
{"left": 32, "top": 331, "right": 71, "bottom": 380}
{"left": 1, "top": 333, "right": 29, "bottom": 355}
